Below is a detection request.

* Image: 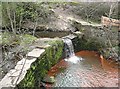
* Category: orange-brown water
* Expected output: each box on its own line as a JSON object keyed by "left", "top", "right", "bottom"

{"left": 46, "top": 51, "right": 119, "bottom": 87}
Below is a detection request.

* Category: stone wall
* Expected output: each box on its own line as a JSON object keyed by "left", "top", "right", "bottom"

{"left": 72, "top": 20, "right": 118, "bottom": 60}
{"left": 0, "top": 38, "right": 64, "bottom": 88}
{"left": 17, "top": 39, "right": 63, "bottom": 88}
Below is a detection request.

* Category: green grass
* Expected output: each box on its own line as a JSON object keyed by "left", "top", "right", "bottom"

{"left": 20, "top": 34, "right": 37, "bottom": 46}
{"left": 1, "top": 32, "right": 37, "bottom": 46}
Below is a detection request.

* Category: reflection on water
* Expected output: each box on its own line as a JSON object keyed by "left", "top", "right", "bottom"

{"left": 47, "top": 51, "right": 119, "bottom": 87}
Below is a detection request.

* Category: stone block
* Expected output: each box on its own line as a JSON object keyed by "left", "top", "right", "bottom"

{"left": 16, "top": 58, "right": 36, "bottom": 66}
{"left": 27, "top": 48, "right": 45, "bottom": 57}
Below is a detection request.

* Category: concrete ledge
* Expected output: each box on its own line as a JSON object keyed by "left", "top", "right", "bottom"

{"left": 27, "top": 48, "right": 45, "bottom": 57}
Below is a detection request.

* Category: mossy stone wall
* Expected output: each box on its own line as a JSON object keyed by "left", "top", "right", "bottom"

{"left": 17, "top": 40, "right": 63, "bottom": 88}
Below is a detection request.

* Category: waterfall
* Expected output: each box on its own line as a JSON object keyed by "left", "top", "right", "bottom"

{"left": 63, "top": 38, "right": 75, "bottom": 57}
{"left": 62, "top": 38, "right": 82, "bottom": 64}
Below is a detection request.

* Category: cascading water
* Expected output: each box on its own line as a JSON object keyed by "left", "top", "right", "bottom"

{"left": 63, "top": 38, "right": 75, "bottom": 57}
{"left": 62, "top": 38, "right": 82, "bottom": 64}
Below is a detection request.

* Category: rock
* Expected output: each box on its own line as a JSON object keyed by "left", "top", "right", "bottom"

{"left": 42, "top": 75, "right": 55, "bottom": 84}
{"left": 16, "top": 58, "right": 36, "bottom": 65}
{"left": 27, "top": 48, "right": 45, "bottom": 58}
{"left": 36, "top": 44, "right": 51, "bottom": 49}
{"left": 0, "top": 69, "right": 27, "bottom": 88}
{"left": 73, "top": 31, "right": 83, "bottom": 35}
{"left": 73, "top": 31, "right": 84, "bottom": 37}
{"left": 62, "top": 34, "right": 77, "bottom": 40}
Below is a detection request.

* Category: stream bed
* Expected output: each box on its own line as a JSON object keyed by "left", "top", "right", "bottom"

{"left": 46, "top": 51, "right": 119, "bottom": 87}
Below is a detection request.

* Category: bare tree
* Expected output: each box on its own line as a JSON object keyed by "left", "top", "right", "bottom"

{"left": 6, "top": 2, "right": 16, "bottom": 35}
{"left": 103, "top": 3, "right": 118, "bottom": 59}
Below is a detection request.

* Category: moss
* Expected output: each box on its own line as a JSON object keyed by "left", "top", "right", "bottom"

{"left": 20, "top": 34, "right": 37, "bottom": 46}
{"left": 17, "top": 39, "right": 64, "bottom": 88}
{"left": 1, "top": 32, "right": 37, "bottom": 57}
{"left": 1, "top": 32, "right": 37, "bottom": 46}
{"left": 73, "top": 37, "right": 104, "bottom": 52}
{"left": 1, "top": 32, "right": 20, "bottom": 45}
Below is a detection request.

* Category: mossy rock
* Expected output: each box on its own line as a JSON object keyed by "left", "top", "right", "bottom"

{"left": 42, "top": 75, "right": 55, "bottom": 84}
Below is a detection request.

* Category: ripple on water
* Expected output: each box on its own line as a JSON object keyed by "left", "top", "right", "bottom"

{"left": 47, "top": 51, "right": 119, "bottom": 87}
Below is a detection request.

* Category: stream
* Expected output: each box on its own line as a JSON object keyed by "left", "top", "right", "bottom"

{"left": 47, "top": 51, "right": 119, "bottom": 87}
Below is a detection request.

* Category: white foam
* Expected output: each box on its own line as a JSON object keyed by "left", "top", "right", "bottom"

{"left": 65, "top": 56, "right": 82, "bottom": 64}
